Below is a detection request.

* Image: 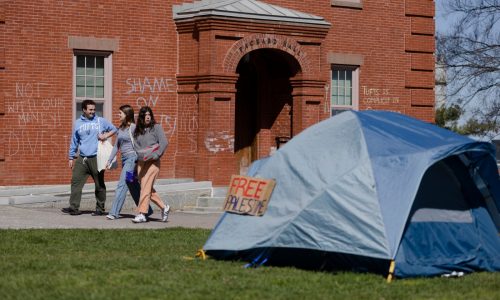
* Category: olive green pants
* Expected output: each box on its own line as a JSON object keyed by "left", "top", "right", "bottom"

{"left": 69, "top": 156, "right": 106, "bottom": 212}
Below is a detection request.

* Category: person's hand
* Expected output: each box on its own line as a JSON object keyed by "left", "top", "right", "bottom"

{"left": 98, "top": 133, "right": 107, "bottom": 141}
{"left": 69, "top": 159, "right": 74, "bottom": 169}
{"left": 151, "top": 153, "right": 160, "bottom": 161}
{"left": 106, "top": 162, "right": 112, "bottom": 170}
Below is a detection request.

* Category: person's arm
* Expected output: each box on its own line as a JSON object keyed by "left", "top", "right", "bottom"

{"left": 129, "top": 124, "right": 136, "bottom": 151}
{"left": 106, "top": 136, "right": 120, "bottom": 169}
{"left": 98, "top": 118, "right": 118, "bottom": 141}
{"left": 154, "top": 124, "right": 168, "bottom": 158}
{"left": 68, "top": 124, "right": 79, "bottom": 169}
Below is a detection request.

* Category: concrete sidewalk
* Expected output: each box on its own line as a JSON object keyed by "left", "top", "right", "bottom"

{"left": 0, "top": 206, "right": 221, "bottom": 229}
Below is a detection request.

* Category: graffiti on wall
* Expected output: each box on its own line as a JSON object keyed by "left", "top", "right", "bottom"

{"left": 7, "top": 83, "right": 64, "bottom": 127}
{"left": 124, "top": 78, "right": 233, "bottom": 154}
{"left": 204, "top": 131, "right": 234, "bottom": 153}
{"left": 176, "top": 95, "right": 198, "bottom": 153}
{"left": 361, "top": 86, "right": 403, "bottom": 113}
{"left": 5, "top": 82, "right": 69, "bottom": 158}
{"left": 362, "top": 86, "right": 400, "bottom": 105}
{"left": 125, "top": 76, "right": 181, "bottom": 141}
{"left": 6, "top": 130, "right": 70, "bottom": 157}
{"left": 156, "top": 95, "right": 200, "bottom": 153}
{"left": 126, "top": 77, "right": 175, "bottom": 108}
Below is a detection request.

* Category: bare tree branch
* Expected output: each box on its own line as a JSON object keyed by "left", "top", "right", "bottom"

{"left": 437, "top": 0, "right": 500, "bottom": 139}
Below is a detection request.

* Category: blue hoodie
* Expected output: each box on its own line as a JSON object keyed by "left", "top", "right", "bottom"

{"left": 69, "top": 115, "right": 117, "bottom": 159}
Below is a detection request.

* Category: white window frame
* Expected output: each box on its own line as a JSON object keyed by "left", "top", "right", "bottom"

{"left": 72, "top": 51, "right": 113, "bottom": 121}
{"left": 330, "top": 65, "right": 359, "bottom": 116}
{"left": 331, "top": 0, "right": 363, "bottom": 9}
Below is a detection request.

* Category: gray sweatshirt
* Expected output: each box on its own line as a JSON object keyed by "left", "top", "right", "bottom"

{"left": 107, "top": 126, "right": 136, "bottom": 165}
{"left": 131, "top": 123, "right": 168, "bottom": 161}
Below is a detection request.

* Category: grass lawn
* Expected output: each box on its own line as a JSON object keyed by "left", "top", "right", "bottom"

{"left": 0, "top": 229, "right": 499, "bottom": 300}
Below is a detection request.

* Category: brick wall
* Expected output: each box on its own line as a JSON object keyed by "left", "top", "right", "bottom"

{"left": 0, "top": 0, "right": 435, "bottom": 186}
{"left": 0, "top": 0, "right": 184, "bottom": 185}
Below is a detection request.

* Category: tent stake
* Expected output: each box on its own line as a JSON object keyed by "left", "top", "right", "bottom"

{"left": 387, "top": 260, "right": 395, "bottom": 283}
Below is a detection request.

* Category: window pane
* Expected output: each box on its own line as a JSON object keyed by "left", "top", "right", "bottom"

{"left": 331, "top": 85, "right": 337, "bottom": 97}
{"left": 345, "top": 86, "right": 352, "bottom": 96}
{"left": 95, "top": 87, "right": 104, "bottom": 98}
{"left": 345, "top": 94, "right": 352, "bottom": 106}
{"left": 95, "top": 77, "right": 104, "bottom": 87}
{"left": 76, "top": 76, "right": 85, "bottom": 87}
{"left": 86, "top": 76, "right": 95, "bottom": 87}
{"left": 75, "top": 101, "right": 82, "bottom": 117}
{"left": 76, "top": 87, "right": 85, "bottom": 97}
{"left": 94, "top": 102, "right": 104, "bottom": 117}
{"left": 86, "top": 56, "right": 95, "bottom": 75}
{"left": 86, "top": 86, "right": 94, "bottom": 98}
{"left": 76, "top": 56, "right": 85, "bottom": 75}
{"left": 339, "top": 78, "right": 345, "bottom": 95}
{"left": 339, "top": 86, "right": 345, "bottom": 96}
{"left": 96, "top": 57, "right": 104, "bottom": 76}
{"left": 345, "top": 76, "right": 352, "bottom": 92}
{"left": 339, "top": 70, "right": 345, "bottom": 81}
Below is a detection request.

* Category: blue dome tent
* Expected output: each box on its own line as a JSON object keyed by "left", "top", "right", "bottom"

{"left": 204, "top": 111, "right": 500, "bottom": 278}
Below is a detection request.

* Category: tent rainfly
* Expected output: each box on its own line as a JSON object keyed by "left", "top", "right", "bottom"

{"left": 203, "top": 110, "right": 500, "bottom": 278}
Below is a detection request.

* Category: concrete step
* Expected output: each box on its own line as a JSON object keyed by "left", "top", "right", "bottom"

{"left": 196, "top": 196, "right": 225, "bottom": 208}
{"left": 180, "top": 206, "right": 224, "bottom": 214}
{"left": 1, "top": 179, "right": 216, "bottom": 212}
{"left": 179, "top": 195, "right": 226, "bottom": 213}
{"left": 0, "top": 178, "right": 194, "bottom": 198}
{"left": 212, "top": 187, "right": 228, "bottom": 197}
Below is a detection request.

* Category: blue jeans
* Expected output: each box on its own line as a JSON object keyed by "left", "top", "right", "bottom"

{"left": 108, "top": 152, "right": 152, "bottom": 217}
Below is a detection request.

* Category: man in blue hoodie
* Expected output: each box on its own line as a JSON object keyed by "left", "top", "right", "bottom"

{"left": 62, "top": 99, "right": 117, "bottom": 216}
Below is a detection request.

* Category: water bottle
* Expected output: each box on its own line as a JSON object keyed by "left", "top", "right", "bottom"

{"left": 125, "top": 170, "right": 136, "bottom": 183}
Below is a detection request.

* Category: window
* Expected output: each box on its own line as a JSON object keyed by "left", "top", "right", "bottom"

{"left": 331, "top": 0, "right": 363, "bottom": 9}
{"left": 73, "top": 52, "right": 112, "bottom": 120}
{"left": 330, "top": 65, "right": 359, "bottom": 116}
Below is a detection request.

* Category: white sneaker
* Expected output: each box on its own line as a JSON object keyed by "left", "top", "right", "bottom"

{"left": 161, "top": 205, "right": 170, "bottom": 222}
{"left": 132, "top": 214, "right": 147, "bottom": 223}
{"left": 106, "top": 214, "right": 119, "bottom": 220}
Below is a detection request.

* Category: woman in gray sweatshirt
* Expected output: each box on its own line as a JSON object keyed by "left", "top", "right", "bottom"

{"left": 130, "top": 106, "right": 170, "bottom": 223}
{"left": 106, "top": 105, "right": 152, "bottom": 220}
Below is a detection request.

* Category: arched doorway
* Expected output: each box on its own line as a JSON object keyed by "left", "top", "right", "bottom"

{"left": 235, "top": 48, "right": 301, "bottom": 174}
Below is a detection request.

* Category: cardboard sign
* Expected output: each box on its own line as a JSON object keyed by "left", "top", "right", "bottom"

{"left": 223, "top": 175, "right": 276, "bottom": 216}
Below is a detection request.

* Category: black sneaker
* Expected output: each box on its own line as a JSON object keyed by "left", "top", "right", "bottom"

{"left": 61, "top": 207, "right": 81, "bottom": 215}
{"left": 91, "top": 210, "right": 105, "bottom": 216}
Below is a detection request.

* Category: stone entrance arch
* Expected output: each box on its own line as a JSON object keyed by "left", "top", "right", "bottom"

{"left": 173, "top": 0, "right": 330, "bottom": 185}
{"left": 223, "top": 34, "right": 310, "bottom": 74}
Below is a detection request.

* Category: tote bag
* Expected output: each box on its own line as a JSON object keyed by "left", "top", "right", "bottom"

{"left": 97, "top": 140, "right": 116, "bottom": 171}
{"left": 96, "top": 117, "right": 117, "bottom": 171}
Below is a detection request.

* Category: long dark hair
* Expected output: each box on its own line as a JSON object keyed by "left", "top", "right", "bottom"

{"left": 119, "top": 105, "right": 135, "bottom": 129}
{"left": 134, "top": 106, "right": 157, "bottom": 137}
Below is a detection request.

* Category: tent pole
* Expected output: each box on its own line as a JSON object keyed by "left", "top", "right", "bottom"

{"left": 387, "top": 260, "right": 395, "bottom": 283}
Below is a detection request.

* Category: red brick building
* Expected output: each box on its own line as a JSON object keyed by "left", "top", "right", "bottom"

{"left": 0, "top": 0, "right": 435, "bottom": 186}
